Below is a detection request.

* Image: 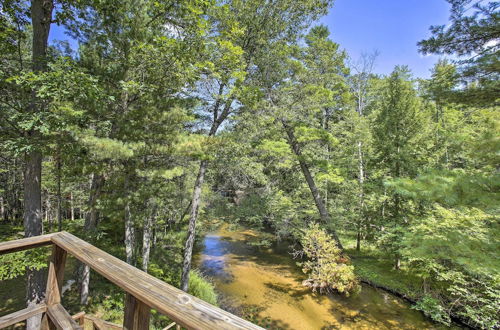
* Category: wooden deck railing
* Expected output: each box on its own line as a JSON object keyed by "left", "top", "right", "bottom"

{"left": 0, "top": 232, "right": 263, "bottom": 330}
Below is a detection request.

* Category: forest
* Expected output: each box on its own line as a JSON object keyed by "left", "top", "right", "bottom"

{"left": 0, "top": 0, "right": 498, "bottom": 329}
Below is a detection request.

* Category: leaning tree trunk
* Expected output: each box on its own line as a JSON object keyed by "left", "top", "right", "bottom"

{"left": 180, "top": 96, "right": 233, "bottom": 292}
{"left": 25, "top": 1, "right": 53, "bottom": 329}
{"left": 79, "top": 173, "right": 104, "bottom": 305}
{"left": 282, "top": 120, "right": 343, "bottom": 250}
{"left": 180, "top": 159, "right": 208, "bottom": 292}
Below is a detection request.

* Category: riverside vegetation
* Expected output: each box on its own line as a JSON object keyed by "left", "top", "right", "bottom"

{"left": 0, "top": 0, "right": 498, "bottom": 329}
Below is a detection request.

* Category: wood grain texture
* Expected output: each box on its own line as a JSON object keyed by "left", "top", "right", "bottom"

{"left": 51, "top": 232, "right": 264, "bottom": 330}
{"left": 45, "top": 245, "right": 67, "bottom": 305}
{"left": 0, "top": 303, "right": 46, "bottom": 328}
{"left": 0, "top": 233, "right": 55, "bottom": 255}
{"left": 83, "top": 315, "right": 123, "bottom": 330}
{"left": 71, "top": 312, "right": 85, "bottom": 326}
{"left": 46, "top": 303, "right": 82, "bottom": 330}
{"left": 123, "top": 294, "right": 150, "bottom": 330}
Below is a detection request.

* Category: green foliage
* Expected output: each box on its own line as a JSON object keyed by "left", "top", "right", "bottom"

{"left": 0, "top": 249, "right": 48, "bottom": 281}
{"left": 187, "top": 270, "right": 218, "bottom": 306}
{"left": 413, "top": 295, "right": 451, "bottom": 325}
{"left": 418, "top": 1, "right": 500, "bottom": 106}
{"left": 0, "top": 0, "right": 498, "bottom": 328}
{"left": 298, "top": 224, "right": 360, "bottom": 295}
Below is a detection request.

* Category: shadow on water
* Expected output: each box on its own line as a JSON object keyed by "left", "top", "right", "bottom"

{"left": 195, "top": 226, "right": 448, "bottom": 330}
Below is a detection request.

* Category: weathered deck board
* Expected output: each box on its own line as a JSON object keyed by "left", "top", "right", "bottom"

{"left": 46, "top": 303, "right": 82, "bottom": 330}
{"left": 0, "top": 233, "right": 55, "bottom": 255}
{"left": 52, "top": 231, "right": 264, "bottom": 330}
{"left": 123, "top": 293, "right": 150, "bottom": 330}
{"left": 0, "top": 303, "right": 46, "bottom": 328}
{"left": 82, "top": 314, "right": 123, "bottom": 330}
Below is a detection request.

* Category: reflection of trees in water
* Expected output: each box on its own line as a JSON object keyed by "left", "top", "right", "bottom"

{"left": 196, "top": 229, "right": 438, "bottom": 330}
{"left": 239, "top": 304, "right": 292, "bottom": 330}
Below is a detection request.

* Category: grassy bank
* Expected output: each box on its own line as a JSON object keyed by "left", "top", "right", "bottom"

{"left": 340, "top": 234, "right": 423, "bottom": 299}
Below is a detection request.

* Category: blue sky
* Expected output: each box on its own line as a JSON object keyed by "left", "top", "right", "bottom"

{"left": 50, "top": 0, "right": 452, "bottom": 79}
{"left": 320, "top": 0, "right": 452, "bottom": 78}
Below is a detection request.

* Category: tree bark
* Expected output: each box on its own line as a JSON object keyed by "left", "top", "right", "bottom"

{"left": 281, "top": 120, "right": 343, "bottom": 250}
{"left": 124, "top": 171, "right": 135, "bottom": 266}
{"left": 0, "top": 196, "right": 4, "bottom": 221}
{"left": 180, "top": 159, "right": 208, "bottom": 292}
{"left": 356, "top": 141, "right": 365, "bottom": 251}
{"left": 70, "top": 191, "right": 75, "bottom": 221}
{"left": 142, "top": 201, "right": 157, "bottom": 272}
{"left": 79, "top": 173, "right": 105, "bottom": 305}
{"left": 180, "top": 96, "right": 233, "bottom": 292}
{"left": 56, "top": 148, "right": 62, "bottom": 231}
{"left": 24, "top": 150, "right": 46, "bottom": 330}
{"left": 25, "top": 1, "right": 53, "bottom": 328}
{"left": 45, "top": 194, "right": 52, "bottom": 231}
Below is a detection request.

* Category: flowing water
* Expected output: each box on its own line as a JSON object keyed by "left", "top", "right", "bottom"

{"left": 195, "top": 226, "right": 447, "bottom": 330}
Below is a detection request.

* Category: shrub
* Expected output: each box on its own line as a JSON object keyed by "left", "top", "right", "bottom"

{"left": 298, "top": 224, "right": 360, "bottom": 295}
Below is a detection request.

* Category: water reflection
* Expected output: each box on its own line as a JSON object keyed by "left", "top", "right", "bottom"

{"left": 199, "top": 235, "right": 233, "bottom": 281}
{"left": 196, "top": 227, "right": 447, "bottom": 330}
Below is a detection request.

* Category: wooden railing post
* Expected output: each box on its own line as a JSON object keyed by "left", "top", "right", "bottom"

{"left": 42, "top": 244, "right": 67, "bottom": 329}
{"left": 123, "top": 293, "right": 151, "bottom": 330}
{"left": 45, "top": 245, "right": 67, "bottom": 305}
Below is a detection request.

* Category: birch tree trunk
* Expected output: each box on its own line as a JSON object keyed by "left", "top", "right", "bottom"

{"left": 70, "top": 191, "right": 75, "bottom": 221}
{"left": 124, "top": 169, "right": 135, "bottom": 266}
{"left": 142, "top": 201, "right": 157, "bottom": 272}
{"left": 351, "top": 51, "right": 377, "bottom": 252}
{"left": 356, "top": 140, "right": 365, "bottom": 251}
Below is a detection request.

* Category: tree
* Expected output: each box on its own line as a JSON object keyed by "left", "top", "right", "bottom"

{"left": 25, "top": 1, "right": 54, "bottom": 328}
{"left": 418, "top": 0, "right": 500, "bottom": 106}
{"left": 373, "top": 66, "right": 430, "bottom": 269}
{"left": 348, "top": 51, "right": 378, "bottom": 250}
{"left": 180, "top": 0, "right": 334, "bottom": 292}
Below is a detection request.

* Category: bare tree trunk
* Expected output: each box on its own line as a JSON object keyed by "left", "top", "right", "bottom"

{"left": 124, "top": 171, "right": 135, "bottom": 266}
{"left": 56, "top": 148, "right": 62, "bottom": 231}
{"left": 46, "top": 195, "right": 52, "bottom": 231}
{"left": 25, "top": 2, "right": 54, "bottom": 327}
{"left": 142, "top": 201, "right": 157, "bottom": 272}
{"left": 395, "top": 255, "right": 401, "bottom": 270}
{"left": 70, "top": 191, "right": 75, "bottom": 221}
{"left": 180, "top": 159, "right": 208, "bottom": 291}
{"left": 0, "top": 196, "right": 4, "bottom": 221}
{"left": 350, "top": 52, "right": 377, "bottom": 253}
{"left": 79, "top": 173, "right": 104, "bottom": 305}
{"left": 180, "top": 96, "right": 233, "bottom": 292}
{"left": 282, "top": 120, "right": 343, "bottom": 250}
{"left": 24, "top": 150, "right": 45, "bottom": 330}
{"left": 356, "top": 141, "right": 365, "bottom": 251}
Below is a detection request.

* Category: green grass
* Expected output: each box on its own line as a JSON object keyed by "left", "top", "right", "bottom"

{"left": 340, "top": 232, "right": 423, "bottom": 299}
{"left": 188, "top": 270, "right": 218, "bottom": 306}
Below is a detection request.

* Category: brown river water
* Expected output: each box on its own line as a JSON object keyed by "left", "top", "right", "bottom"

{"left": 195, "top": 227, "right": 449, "bottom": 330}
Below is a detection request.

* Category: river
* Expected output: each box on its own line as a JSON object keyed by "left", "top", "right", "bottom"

{"left": 195, "top": 226, "right": 448, "bottom": 330}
